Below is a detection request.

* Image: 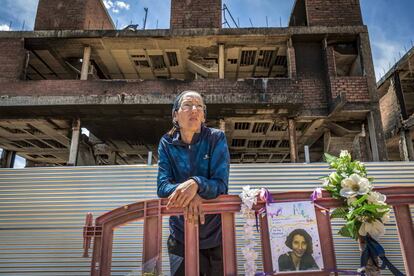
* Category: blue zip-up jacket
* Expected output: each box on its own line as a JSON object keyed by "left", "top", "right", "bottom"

{"left": 157, "top": 125, "right": 230, "bottom": 249}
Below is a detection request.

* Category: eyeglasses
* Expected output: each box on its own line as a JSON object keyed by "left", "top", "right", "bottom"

{"left": 180, "top": 102, "right": 205, "bottom": 111}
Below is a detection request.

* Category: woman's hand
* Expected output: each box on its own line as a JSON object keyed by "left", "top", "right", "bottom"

{"left": 167, "top": 179, "right": 198, "bottom": 209}
{"left": 184, "top": 194, "right": 205, "bottom": 225}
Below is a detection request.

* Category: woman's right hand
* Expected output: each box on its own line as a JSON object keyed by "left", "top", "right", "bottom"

{"left": 167, "top": 179, "right": 199, "bottom": 209}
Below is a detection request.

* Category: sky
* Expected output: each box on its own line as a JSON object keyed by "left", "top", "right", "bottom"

{"left": 0, "top": 0, "right": 413, "bottom": 167}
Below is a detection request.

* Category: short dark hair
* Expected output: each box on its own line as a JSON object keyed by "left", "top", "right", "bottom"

{"left": 285, "top": 229, "right": 313, "bottom": 255}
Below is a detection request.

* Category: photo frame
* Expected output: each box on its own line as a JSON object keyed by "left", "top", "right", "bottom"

{"left": 266, "top": 201, "right": 324, "bottom": 273}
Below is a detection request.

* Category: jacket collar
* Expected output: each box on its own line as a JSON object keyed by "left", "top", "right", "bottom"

{"left": 172, "top": 125, "right": 205, "bottom": 146}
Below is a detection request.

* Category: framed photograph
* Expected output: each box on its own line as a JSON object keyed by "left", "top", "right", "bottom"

{"left": 266, "top": 201, "right": 324, "bottom": 273}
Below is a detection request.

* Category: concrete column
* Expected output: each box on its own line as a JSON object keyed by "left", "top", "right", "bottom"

{"left": 218, "top": 44, "right": 225, "bottom": 79}
{"left": 399, "top": 130, "right": 410, "bottom": 161}
{"left": 359, "top": 32, "right": 388, "bottom": 161}
{"left": 0, "top": 149, "right": 16, "bottom": 168}
{"left": 367, "top": 112, "right": 380, "bottom": 161}
{"left": 219, "top": 119, "right": 226, "bottom": 132}
{"left": 80, "top": 46, "right": 91, "bottom": 80}
{"left": 406, "top": 129, "right": 414, "bottom": 161}
{"left": 68, "top": 118, "right": 81, "bottom": 166}
{"left": 286, "top": 38, "right": 296, "bottom": 79}
{"left": 288, "top": 119, "right": 298, "bottom": 163}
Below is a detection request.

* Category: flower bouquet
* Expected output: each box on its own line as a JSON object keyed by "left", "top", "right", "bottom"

{"left": 321, "top": 150, "right": 390, "bottom": 240}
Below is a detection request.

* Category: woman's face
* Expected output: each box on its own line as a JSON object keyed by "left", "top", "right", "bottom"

{"left": 292, "top": 234, "right": 307, "bottom": 258}
{"left": 174, "top": 95, "right": 205, "bottom": 133}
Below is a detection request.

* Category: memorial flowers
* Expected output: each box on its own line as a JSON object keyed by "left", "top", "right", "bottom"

{"left": 321, "top": 150, "right": 391, "bottom": 241}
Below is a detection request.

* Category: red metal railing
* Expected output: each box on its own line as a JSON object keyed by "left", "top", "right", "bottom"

{"left": 83, "top": 187, "right": 414, "bottom": 276}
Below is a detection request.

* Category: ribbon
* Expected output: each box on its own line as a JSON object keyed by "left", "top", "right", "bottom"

{"left": 360, "top": 235, "right": 405, "bottom": 276}
{"left": 254, "top": 188, "right": 273, "bottom": 232}
{"left": 310, "top": 188, "right": 330, "bottom": 212}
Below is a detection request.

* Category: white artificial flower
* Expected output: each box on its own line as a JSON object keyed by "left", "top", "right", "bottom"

{"left": 322, "top": 178, "right": 330, "bottom": 187}
{"left": 382, "top": 211, "right": 391, "bottom": 224}
{"left": 358, "top": 219, "right": 385, "bottom": 240}
{"left": 367, "top": 191, "right": 387, "bottom": 205}
{"left": 340, "top": 150, "right": 351, "bottom": 158}
{"left": 340, "top": 174, "right": 371, "bottom": 198}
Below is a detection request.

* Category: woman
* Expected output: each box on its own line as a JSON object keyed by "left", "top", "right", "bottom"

{"left": 278, "top": 229, "right": 319, "bottom": 272}
{"left": 157, "top": 90, "right": 230, "bottom": 276}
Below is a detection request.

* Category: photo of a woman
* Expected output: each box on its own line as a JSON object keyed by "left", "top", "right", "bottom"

{"left": 278, "top": 229, "right": 319, "bottom": 272}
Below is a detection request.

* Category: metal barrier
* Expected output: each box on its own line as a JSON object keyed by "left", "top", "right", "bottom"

{"left": 83, "top": 187, "right": 414, "bottom": 276}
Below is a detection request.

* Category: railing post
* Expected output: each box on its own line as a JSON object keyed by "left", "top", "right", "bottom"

{"left": 99, "top": 226, "right": 114, "bottom": 275}
{"left": 185, "top": 220, "right": 199, "bottom": 275}
{"left": 259, "top": 212, "right": 273, "bottom": 273}
{"left": 393, "top": 204, "right": 414, "bottom": 276}
{"left": 314, "top": 205, "right": 337, "bottom": 274}
{"left": 143, "top": 209, "right": 162, "bottom": 273}
{"left": 221, "top": 212, "right": 237, "bottom": 275}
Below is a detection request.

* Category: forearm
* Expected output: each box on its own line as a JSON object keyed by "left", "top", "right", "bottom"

{"left": 157, "top": 181, "right": 177, "bottom": 198}
{"left": 191, "top": 176, "right": 228, "bottom": 199}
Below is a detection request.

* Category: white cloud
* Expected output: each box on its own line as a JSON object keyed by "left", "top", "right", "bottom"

{"left": 103, "top": 0, "right": 113, "bottom": 9}
{"left": 104, "top": 0, "right": 129, "bottom": 13}
{"left": 0, "top": 24, "right": 11, "bottom": 31}
{"left": 372, "top": 39, "right": 401, "bottom": 79}
{"left": 115, "top": 1, "right": 130, "bottom": 10}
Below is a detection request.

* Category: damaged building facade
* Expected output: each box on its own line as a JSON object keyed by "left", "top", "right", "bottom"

{"left": 0, "top": 0, "right": 388, "bottom": 167}
{"left": 378, "top": 46, "right": 414, "bottom": 161}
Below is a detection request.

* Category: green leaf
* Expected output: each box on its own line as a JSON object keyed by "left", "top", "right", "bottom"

{"left": 330, "top": 207, "right": 348, "bottom": 219}
{"left": 351, "top": 194, "right": 368, "bottom": 207}
{"left": 338, "top": 225, "right": 353, "bottom": 238}
{"left": 324, "top": 153, "right": 337, "bottom": 164}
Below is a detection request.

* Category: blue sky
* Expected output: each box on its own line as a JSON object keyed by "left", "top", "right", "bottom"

{"left": 0, "top": 1, "right": 413, "bottom": 167}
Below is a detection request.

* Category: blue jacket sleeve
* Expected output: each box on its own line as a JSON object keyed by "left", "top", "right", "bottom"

{"left": 157, "top": 138, "right": 177, "bottom": 198}
{"left": 191, "top": 131, "right": 230, "bottom": 199}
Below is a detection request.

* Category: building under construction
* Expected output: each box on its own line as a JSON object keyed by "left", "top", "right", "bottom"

{"left": 378, "top": 46, "right": 414, "bottom": 161}
{"left": 0, "top": 0, "right": 389, "bottom": 167}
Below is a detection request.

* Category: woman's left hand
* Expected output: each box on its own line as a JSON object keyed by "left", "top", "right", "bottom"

{"left": 184, "top": 194, "right": 205, "bottom": 225}
{"left": 167, "top": 179, "right": 199, "bottom": 208}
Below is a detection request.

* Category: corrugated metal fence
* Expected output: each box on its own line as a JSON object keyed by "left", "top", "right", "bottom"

{"left": 0, "top": 163, "right": 413, "bottom": 275}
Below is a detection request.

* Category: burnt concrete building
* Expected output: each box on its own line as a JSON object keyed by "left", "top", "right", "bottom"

{"left": 0, "top": 0, "right": 388, "bottom": 167}
{"left": 378, "top": 46, "right": 414, "bottom": 161}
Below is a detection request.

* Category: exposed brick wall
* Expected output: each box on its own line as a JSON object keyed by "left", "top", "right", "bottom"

{"left": 84, "top": 0, "right": 114, "bottom": 30}
{"left": 330, "top": 77, "right": 370, "bottom": 102}
{"left": 325, "top": 46, "right": 336, "bottom": 76}
{"left": 380, "top": 84, "right": 401, "bottom": 139}
{"left": 170, "top": 0, "right": 222, "bottom": 29}
{"left": 34, "top": 0, "right": 113, "bottom": 30}
{"left": 298, "top": 78, "right": 328, "bottom": 110}
{"left": 0, "top": 39, "right": 26, "bottom": 81}
{"left": 305, "top": 0, "right": 363, "bottom": 27}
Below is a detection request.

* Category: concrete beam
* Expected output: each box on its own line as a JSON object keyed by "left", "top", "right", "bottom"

{"left": 186, "top": 59, "right": 218, "bottom": 79}
{"left": 0, "top": 26, "right": 368, "bottom": 39}
{"left": 0, "top": 79, "right": 303, "bottom": 107}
